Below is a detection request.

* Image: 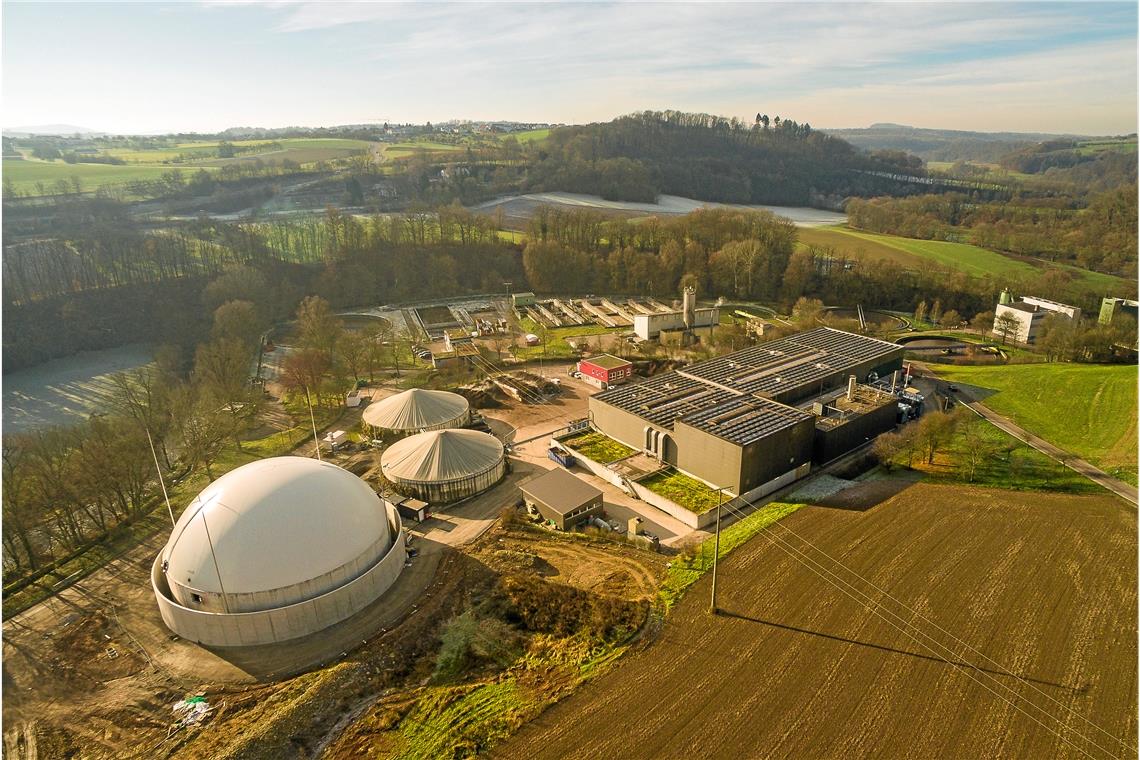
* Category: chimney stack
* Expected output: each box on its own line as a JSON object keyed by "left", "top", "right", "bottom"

{"left": 682, "top": 286, "right": 696, "bottom": 330}
{"left": 847, "top": 375, "right": 857, "bottom": 401}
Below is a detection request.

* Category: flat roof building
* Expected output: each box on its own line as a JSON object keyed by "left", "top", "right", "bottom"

{"left": 994, "top": 295, "right": 1081, "bottom": 345}
{"left": 578, "top": 354, "right": 633, "bottom": 389}
{"left": 588, "top": 327, "right": 903, "bottom": 496}
{"left": 520, "top": 468, "right": 604, "bottom": 530}
{"left": 1099, "top": 297, "right": 1139, "bottom": 325}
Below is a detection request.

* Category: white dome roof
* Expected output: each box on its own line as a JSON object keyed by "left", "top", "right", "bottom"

{"left": 362, "top": 388, "right": 469, "bottom": 431}
{"left": 161, "top": 457, "right": 390, "bottom": 596}
{"left": 381, "top": 429, "right": 504, "bottom": 483}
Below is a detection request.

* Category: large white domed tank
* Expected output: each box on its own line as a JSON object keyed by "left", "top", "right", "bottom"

{"left": 381, "top": 429, "right": 506, "bottom": 503}
{"left": 151, "top": 457, "right": 406, "bottom": 647}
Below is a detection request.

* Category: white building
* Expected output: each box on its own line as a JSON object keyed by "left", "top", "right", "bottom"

{"left": 994, "top": 292, "right": 1082, "bottom": 344}
{"left": 633, "top": 288, "right": 719, "bottom": 341}
{"left": 152, "top": 457, "right": 405, "bottom": 647}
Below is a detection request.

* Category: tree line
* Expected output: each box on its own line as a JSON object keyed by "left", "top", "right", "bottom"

{"left": 523, "top": 110, "right": 932, "bottom": 207}
{"left": 847, "top": 186, "right": 1138, "bottom": 279}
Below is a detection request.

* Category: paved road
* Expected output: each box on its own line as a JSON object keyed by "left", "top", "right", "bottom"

{"left": 920, "top": 366, "right": 1138, "bottom": 506}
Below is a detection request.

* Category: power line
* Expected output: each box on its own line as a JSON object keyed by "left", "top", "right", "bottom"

{"left": 768, "top": 514, "right": 1137, "bottom": 756}
{"left": 713, "top": 498, "right": 1122, "bottom": 760}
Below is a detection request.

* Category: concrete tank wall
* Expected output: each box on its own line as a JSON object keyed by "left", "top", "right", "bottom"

{"left": 153, "top": 509, "right": 406, "bottom": 647}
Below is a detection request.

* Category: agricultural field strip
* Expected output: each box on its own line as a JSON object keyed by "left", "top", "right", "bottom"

{"left": 715, "top": 494, "right": 1134, "bottom": 758}
{"left": 501, "top": 486, "right": 1136, "bottom": 759}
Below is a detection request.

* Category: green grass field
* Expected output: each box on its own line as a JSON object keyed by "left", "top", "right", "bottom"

{"left": 515, "top": 318, "right": 620, "bottom": 360}
{"left": 511, "top": 128, "right": 550, "bottom": 143}
{"left": 3, "top": 136, "right": 376, "bottom": 195}
{"left": 2, "top": 158, "right": 196, "bottom": 193}
{"left": 799, "top": 225, "right": 1129, "bottom": 291}
{"left": 932, "top": 363, "right": 1138, "bottom": 485}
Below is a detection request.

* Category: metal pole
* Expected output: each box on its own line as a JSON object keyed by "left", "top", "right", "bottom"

{"left": 308, "top": 388, "right": 322, "bottom": 462}
{"left": 199, "top": 505, "right": 231, "bottom": 613}
{"left": 710, "top": 487, "right": 723, "bottom": 615}
{"left": 146, "top": 427, "right": 176, "bottom": 527}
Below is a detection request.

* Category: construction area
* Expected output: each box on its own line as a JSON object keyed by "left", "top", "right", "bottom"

{"left": 0, "top": 359, "right": 689, "bottom": 759}
{"left": 5, "top": 302, "right": 1135, "bottom": 760}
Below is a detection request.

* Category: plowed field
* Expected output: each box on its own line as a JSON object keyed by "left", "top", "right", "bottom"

{"left": 499, "top": 483, "right": 1138, "bottom": 759}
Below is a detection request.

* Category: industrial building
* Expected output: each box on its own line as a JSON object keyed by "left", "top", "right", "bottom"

{"left": 994, "top": 289, "right": 1081, "bottom": 344}
{"left": 1099, "top": 296, "right": 1139, "bottom": 325}
{"left": 633, "top": 286, "right": 719, "bottom": 342}
{"left": 520, "top": 467, "right": 604, "bottom": 530}
{"left": 588, "top": 327, "right": 904, "bottom": 496}
{"left": 577, "top": 354, "right": 633, "bottom": 389}
{"left": 381, "top": 428, "right": 506, "bottom": 503}
{"left": 362, "top": 388, "right": 471, "bottom": 434}
{"left": 151, "top": 457, "right": 406, "bottom": 647}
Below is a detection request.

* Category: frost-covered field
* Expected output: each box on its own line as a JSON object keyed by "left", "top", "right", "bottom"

{"left": 3, "top": 344, "right": 152, "bottom": 433}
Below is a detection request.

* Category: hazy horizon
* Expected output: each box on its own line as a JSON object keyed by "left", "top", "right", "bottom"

{"left": 3, "top": 1, "right": 1137, "bottom": 136}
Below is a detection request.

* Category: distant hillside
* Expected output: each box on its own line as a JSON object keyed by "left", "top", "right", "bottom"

{"left": 4, "top": 124, "right": 105, "bottom": 137}
{"left": 821, "top": 124, "right": 1088, "bottom": 163}
{"left": 526, "top": 111, "right": 929, "bottom": 207}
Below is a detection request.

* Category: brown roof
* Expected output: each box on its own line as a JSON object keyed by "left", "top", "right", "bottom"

{"left": 520, "top": 467, "right": 602, "bottom": 514}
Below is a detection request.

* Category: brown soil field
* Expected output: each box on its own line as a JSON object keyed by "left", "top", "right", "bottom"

{"left": 499, "top": 483, "right": 1138, "bottom": 760}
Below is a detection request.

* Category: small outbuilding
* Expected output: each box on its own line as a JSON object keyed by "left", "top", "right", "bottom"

{"left": 520, "top": 468, "right": 604, "bottom": 530}
{"left": 577, "top": 354, "right": 633, "bottom": 389}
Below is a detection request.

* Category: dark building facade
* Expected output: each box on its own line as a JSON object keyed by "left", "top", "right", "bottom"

{"left": 588, "top": 328, "right": 903, "bottom": 495}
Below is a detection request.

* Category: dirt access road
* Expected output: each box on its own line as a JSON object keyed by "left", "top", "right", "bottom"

{"left": 500, "top": 482, "right": 1137, "bottom": 760}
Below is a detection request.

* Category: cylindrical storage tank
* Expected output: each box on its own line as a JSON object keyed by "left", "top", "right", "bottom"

{"left": 381, "top": 429, "right": 506, "bottom": 504}
{"left": 362, "top": 388, "right": 471, "bottom": 434}
{"left": 151, "top": 457, "right": 406, "bottom": 646}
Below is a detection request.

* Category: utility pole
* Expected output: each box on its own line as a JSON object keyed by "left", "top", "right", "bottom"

{"left": 710, "top": 487, "right": 724, "bottom": 615}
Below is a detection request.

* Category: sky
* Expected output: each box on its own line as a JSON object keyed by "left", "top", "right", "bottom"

{"left": 2, "top": 1, "right": 1137, "bottom": 136}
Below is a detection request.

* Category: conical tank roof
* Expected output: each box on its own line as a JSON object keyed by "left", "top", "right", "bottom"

{"left": 381, "top": 429, "right": 504, "bottom": 483}
{"left": 363, "top": 388, "right": 470, "bottom": 431}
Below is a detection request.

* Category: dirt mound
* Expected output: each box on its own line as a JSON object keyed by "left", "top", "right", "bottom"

{"left": 455, "top": 380, "right": 506, "bottom": 409}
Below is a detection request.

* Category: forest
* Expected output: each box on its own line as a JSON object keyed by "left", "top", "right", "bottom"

{"left": 524, "top": 110, "right": 926, "bottom": 206}
{"left": 847, "top": 185, "right": 1138, "bottom": 278}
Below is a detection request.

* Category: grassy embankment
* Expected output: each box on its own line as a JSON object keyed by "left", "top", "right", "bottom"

{"left": 932, "top": 362, "right": 1139, "bottom": 486}
{"left": 798, "top": 225, "right": 1129, "bottom": 293}
{"left": 658, "top": 501, "right": 804, "bottom": 610}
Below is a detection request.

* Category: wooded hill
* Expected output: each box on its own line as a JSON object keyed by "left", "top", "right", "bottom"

{"left": 525, "top": 111, "right": 928, "bottom": 206}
